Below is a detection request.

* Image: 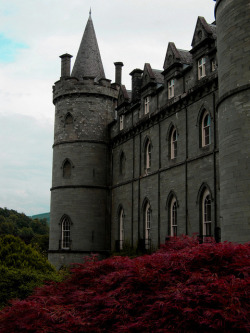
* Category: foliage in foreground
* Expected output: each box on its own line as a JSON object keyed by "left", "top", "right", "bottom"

{"left": 0, "top": 235, "right": 59, "bottom": 308}
{"left": 0, "top": 236, "right": 249, "bottom": 332}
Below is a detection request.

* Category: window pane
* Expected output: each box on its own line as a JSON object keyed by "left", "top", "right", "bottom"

{"left": 62, "top": 218, "right": 71, "bottom": 249}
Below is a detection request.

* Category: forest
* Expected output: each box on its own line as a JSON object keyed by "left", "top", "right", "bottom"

{"left": 0, "top": 207, "right": 49, "bottom": 253}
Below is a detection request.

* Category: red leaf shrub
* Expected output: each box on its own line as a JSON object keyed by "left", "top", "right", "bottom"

{"left": 0, "top": 236, "right": 249, "bottom": 332}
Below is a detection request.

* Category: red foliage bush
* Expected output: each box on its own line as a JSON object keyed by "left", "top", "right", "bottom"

{"left": 0, "top": 236, "right": 249, "bottom": 332}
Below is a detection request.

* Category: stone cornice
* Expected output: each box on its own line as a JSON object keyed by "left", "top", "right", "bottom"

{"left": 50, "top": 185, "right": 108, "bottom": 191}
{"left": 53, "top": 139, "right": 108, "bottom": 148}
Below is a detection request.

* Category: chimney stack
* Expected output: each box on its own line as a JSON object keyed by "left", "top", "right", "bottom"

{"left": 60, "top": 53, "right": 73, "bottom": 78}
{"left": 130, "top": 68, "right": 143, "bottom": 102}
{"left": 114, "top": 62, "right": 124, "bottom": 85}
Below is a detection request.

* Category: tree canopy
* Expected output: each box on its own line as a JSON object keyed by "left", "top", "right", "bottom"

{"left": 0, "top": 207, "right": 49, "bottom": 253}
{"left": 0, "top": 235, "right": 59, "bottom": 308}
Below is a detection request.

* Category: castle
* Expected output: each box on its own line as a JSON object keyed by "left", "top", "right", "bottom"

{"left": 48, "top": 0, "right": 250, "bottom": 268}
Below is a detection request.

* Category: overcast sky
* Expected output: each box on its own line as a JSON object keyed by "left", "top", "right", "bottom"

{"left": 0, "top": 0, "right": 215, "bottom": 216}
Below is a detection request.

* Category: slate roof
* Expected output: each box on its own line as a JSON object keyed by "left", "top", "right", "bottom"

{"left": 209, "top": 24, "right": 217, "bottom": 39}
{"left": 177, "top": 49, "right": 193, "bottom": 65}
{"left": 152, "top": 69, "right": 164, "bottom": 84}
{"left": 71, "top": 13, "right": 105, "bottom": 80}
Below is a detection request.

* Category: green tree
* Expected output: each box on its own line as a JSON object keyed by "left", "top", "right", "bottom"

{"left": 0, "top": 207, "right": 50, "bottom": 254}
{"left": 0, "top": 235, "right": 59, "bottom": 308}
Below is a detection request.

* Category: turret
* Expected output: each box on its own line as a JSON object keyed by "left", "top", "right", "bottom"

{"left": 215, "top": 0, "right": 250, "bottom": 242}
{"left": 48, "top": 13, "right": 118, "bottom": 268}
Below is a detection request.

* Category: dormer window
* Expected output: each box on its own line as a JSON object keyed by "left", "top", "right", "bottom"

{"left": 144, "top": 97, "right": 150, "bottom": 114}
{"left": 198, "top": 57, "right": 206, "bottom": 80}
{"left": 168, "top": 79, "right": 175, "bottom": 99}
{"left": 119, "top": 115, "right": 124, "bottom": 131}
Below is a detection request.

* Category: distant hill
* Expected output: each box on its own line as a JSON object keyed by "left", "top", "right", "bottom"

{"left": 31, "top": 212, "right": 50, "bottom": 224}
{"left": 0, "top": 208, "right": 49, "bottom": 252}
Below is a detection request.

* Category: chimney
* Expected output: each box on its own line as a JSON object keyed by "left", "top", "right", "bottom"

{"left": 114, "top": 62, "right": 124, "bottom": 85}
{"left": 60, "top": 53, "right": 73, "bottom": 78}
{"left": 130, "top": 68, "right": 143, "bottom": 102}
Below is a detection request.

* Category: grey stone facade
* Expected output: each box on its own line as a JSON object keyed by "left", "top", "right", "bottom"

{"left": 49, "top": 1, "right": 250, "bottom": 269}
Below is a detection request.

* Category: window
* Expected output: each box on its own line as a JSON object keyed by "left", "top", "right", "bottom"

{"left": 65, "top": 113, "right": 73, "bottom": 125}
{"left": 198, "top": 57, "right": 206, "bottom": 79}
{"left": 211, "top": 59, "right": 217, "bottom": 72}
{"left": 168, "top": 79, "right": 175, "bottom": 99}
{"left": 170, "top": 128, "right": 177, "bottom": 159}
{"left": 119, "top": 209, "right": 124, "bottom": 250}
{"left": 65, "top": 113, "right": 73, "bottom": 133}
{"left": 63, "top": 159, "right": 72, "bottom": 178}
{"left": 201, "top": 111, "right": 211, "bottom": 147}
{"left": 145, "top": 202, "right": 151, "bottom": 249}
{"left": 170, "top": 198, "right": 177, "bottom": 236}
{"left": 145, "top": 139, "right": 152, "bottom": 171}
{"left": 61, "top": 215, "right": 71, "bottom": 249}
{"left": 119, "top": 115, "right": 124, "bottom": 131}
{"left": 144, "top": 96, "right": 150, "bottom": 114}
{"left": 119, "top": 152, "right": 125, "bottom": 176}
{"left": 202, "top": 190, "right": 212, "bottom": 239}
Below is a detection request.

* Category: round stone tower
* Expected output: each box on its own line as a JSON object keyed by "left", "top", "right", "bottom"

{"left": 215, "top": 0, "right": 250, "bottom": 242}
{"left": 48, "top": 13, "right": 118, "bottom": 268}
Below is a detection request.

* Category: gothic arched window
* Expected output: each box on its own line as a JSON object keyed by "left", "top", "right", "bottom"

{"left": 65, "top": 113, "right": 73, "bottom": 125}
{"left": 201, "top": 111, "right": 211, "bottom": 147}
{"left": 145, "top": 139, "right": 152, "bottom": 172}
{"left": 144, "top": 201, "right": 151, "bottom": 250}
{"left": 170, "top": 127, "right": 177, "bottom": 159}
{"left": 63, "top": 159, "right": 72, "bottom": 178}
{"left": 119, "top": 208, "right": 125, "bottom": 250}
{"left": 119, "top": 152, "right": 125, "bottom": 176}
{"left": 170, "top": 197, "right": 177, "bottom": 236}
{"left": 61, "top": 215, "right": 71, "bottom": 249}
{"left": 202, "top": 189, "right": 212, "bottom": 239}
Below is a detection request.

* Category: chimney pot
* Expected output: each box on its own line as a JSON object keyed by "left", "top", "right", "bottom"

{"left": 60, "top": 53, "right": 73, "bottom": 78}
{"left": 114, "top": 62, "right": 124, "bottom": 85}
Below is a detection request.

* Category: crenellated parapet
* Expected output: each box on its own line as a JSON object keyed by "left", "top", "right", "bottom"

{"left": 53, "top": 77, "right": 118, "bottom": 105}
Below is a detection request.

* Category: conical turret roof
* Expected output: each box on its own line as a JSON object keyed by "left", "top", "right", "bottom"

{"left": 71, "top": 12, "right": 105, "bottom": 80}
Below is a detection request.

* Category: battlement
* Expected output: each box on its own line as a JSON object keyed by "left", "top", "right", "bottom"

{"left": 53, "top": 76, "right": 119, "bottom": 104}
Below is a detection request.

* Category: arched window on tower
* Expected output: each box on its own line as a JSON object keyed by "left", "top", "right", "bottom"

{"left": 201, "top": 111, "right": 211, "bottom": 147}
{"left": 60, "top": 215, "right": 71, "bottom": 249}
{"left": 65, "top": 113, "right": 73, "bottom": 126}
{"left": 63, "top": 159, "right": 72, "bottom": 178}
{"left": 145, "top": 138, "right": 152, "bottom": 172}
{"left": 65, "top": 113, "right": 74, "bottom": 138}
{"left": 202, "top": 189, "right": 212, "bottom": 241}
{"left": 170, "top": 197, "right": 177, "bottom": 236}
{"left": 170, "top": 127, "right": 178, "bottom": 159}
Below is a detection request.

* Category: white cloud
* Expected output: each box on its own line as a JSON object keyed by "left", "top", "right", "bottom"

{"left": 0, "top": 0, "right": 215, "bottom": 215}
